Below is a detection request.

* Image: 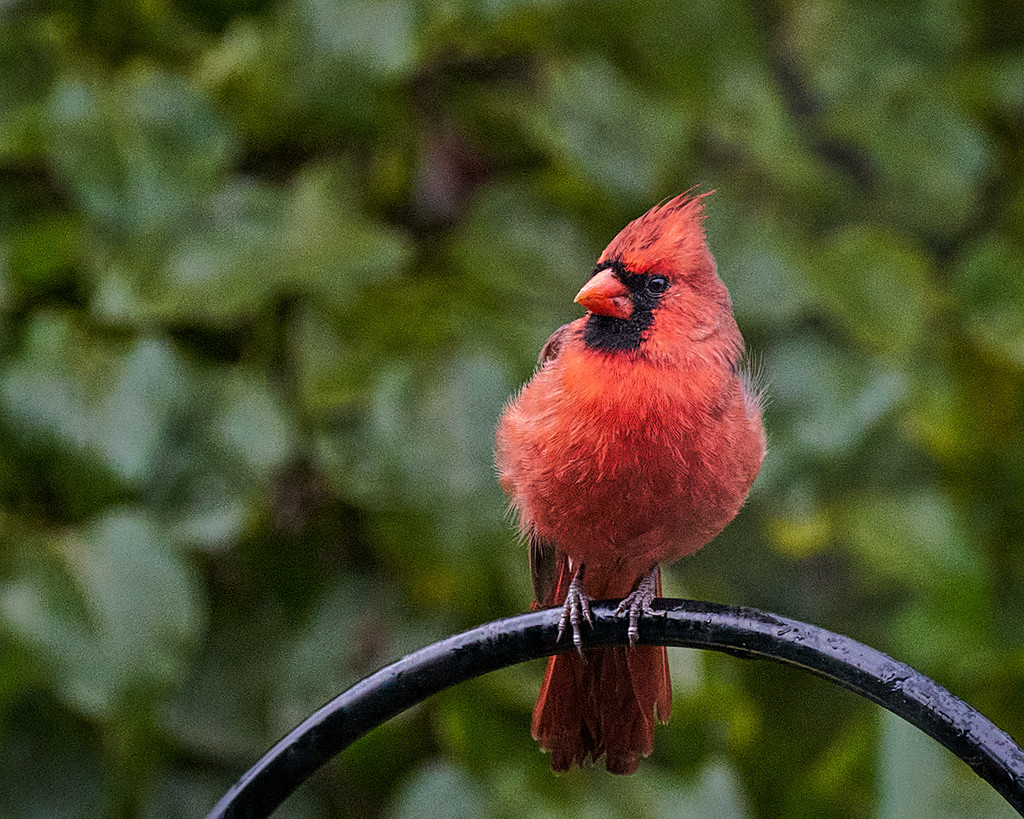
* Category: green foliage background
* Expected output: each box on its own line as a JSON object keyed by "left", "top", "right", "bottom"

{"left": 2, "top": 0, "right": 1023, "bottom": 816}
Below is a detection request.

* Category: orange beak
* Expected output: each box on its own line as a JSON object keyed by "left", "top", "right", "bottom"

{"left": 574, "top": 268, "right": 633, "bottom": 319}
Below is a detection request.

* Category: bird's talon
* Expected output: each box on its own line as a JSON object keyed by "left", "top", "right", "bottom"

{"left": 557, "top": 567, "right": 593, "bottom": 656}
{"left": 616, "top": 568, "right": 660, "bottom": 648}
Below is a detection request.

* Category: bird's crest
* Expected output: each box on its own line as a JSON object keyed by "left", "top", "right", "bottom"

{"left": 599, "top": 190, "right": 715, "bottom": 279}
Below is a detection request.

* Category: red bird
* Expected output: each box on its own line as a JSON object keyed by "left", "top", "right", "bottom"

{"left": 495, "top": 192, "right": 765, "bottom": 774}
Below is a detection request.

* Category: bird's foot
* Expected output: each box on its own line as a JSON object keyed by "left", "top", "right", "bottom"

{"left": 615, "top": 567, "right": 661, "bottom": 647}
{"left": 557, "top": 566, "right": 593, "bottom": 656}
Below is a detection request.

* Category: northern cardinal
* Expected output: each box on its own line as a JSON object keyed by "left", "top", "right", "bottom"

{"left": 495, "top": 192, "right": 765, "bottom": 774}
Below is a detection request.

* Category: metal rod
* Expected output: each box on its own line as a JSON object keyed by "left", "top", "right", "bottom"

{"left": 207, "top": 599, "right": 1024, "bottom": 818}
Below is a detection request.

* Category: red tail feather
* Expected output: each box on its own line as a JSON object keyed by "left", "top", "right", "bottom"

{"left": 532, "top": 557, "right": 672, "bottom": 774}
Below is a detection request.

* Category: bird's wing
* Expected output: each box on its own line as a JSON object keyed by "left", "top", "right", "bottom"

{"left": 529, "top": 532, "right": 560, "bottom": 606}
{"left": 538, "top": 323, "right": 572, "bottom": 366}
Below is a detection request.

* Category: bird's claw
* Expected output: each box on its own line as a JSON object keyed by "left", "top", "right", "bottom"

{"left": 615, "top": 568, "right": 662, "bottom": 647}
{"left": 557, "top": 567, "right": 593, "bottom": 656}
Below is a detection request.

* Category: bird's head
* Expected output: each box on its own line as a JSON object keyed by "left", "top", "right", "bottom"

{"left": 575, "top": 192, "right": 737, "bottom": 360}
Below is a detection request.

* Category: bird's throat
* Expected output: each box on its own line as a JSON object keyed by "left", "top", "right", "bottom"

{"left": 582, "top": 310, "right": 654, "bottom": 352}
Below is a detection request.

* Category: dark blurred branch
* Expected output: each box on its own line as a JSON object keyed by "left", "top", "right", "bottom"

{"left": 749, "top": 0, "right": 877, "bottom": 190}
{"left": 207, "top": 600, "right": 1024, "bottom": 819}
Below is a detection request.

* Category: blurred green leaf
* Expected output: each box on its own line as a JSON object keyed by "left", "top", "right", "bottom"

{"left": 835, "top": 93, "right": 990, "bottom": 236}
{"left": 324, "top": 353, "right": 511, "bottom": 547}
{"left": 273, "top": 575, "right": 396, "bottom": 732}
{"left": 162, "top": 609, "right": 284, "bottom": 761}
{"left": 298, "top": 0, "right": 416, "bottom": 78}
{"left": 448, "top": 181, "right": 594, "bottom": 355}
{"left": 0, "top": 19, "right": 55, "bottom": 159}
{"left": 1, "top": 509, "right": 205, "bottom": 718}
{"left": 0, "top": 559, "right": 111, "bottom": 717}
{"left": 707, "top": 57, "right": 841, "bottom": 206}
{"left": 879, "top": 708, "right": 952, "bottom": 819}
{"left": 843, "top": 491, "right": 991, "bottom": 678}
{"left": 46, "top": 67, "right": 232, "bottom": 240}
{"left": 878, "top": 709, "right": 1018, "bottom": 819}
{"left": 709, "top": 196, "right": 816, "bottom": 329}
{"left": 808, "top": 227, "right": 932, "bottom": 355}
{"left": 0, "top": 700, "right": 106, "bottom": 819}
{"left": 7, "top": 215, "right": 81, "bottom": 290}
{"left": 843, "top": 490, "right": 980, "bottom": 588}
{"left": 952, "top": 237, "right": 1024, "bottom": 366}
{"left": 392, "top": 760, "right": 488, "bottom": 819}
{"left": 0, "top": 314, "right": 190, "bottom": 488}
{"left": 94, "top": 163, "right": 411, "bottom": 326}
{"left": 795, "top": 4, "right": 991, "bottom": 234}
{"left": 167, "top": 471, "right": 250, "bottom": 550}
{"left": 139, "top": 773, "right": 243, "bottom": 819}
{"left": 539, "top": 56, "right": 682, "bottom": 200}
{"left": 656, "top": 759, "right": 749, "bottom": 819}
{"left": 766, "top": 337, "right": 906, "bottom": 456}
{"left": 62, "top": 511, "right": 205, "bottom": 690}
{"left": 216, "top": 373, "right": 297, "bottom": 478}
{"left": 292, "top": 303, "right": 358, "bottom": 414}
{"left": 986, "top": 54, "right": 1024, "bottom": 116}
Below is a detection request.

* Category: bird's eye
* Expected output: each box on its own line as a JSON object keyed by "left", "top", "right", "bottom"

{"left": 646, "top": 276, "right": 669, "bottom": 296}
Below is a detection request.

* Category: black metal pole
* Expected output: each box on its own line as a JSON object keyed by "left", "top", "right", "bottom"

{"left": 207, "top": 600, "right": 1024, "bottom": 818}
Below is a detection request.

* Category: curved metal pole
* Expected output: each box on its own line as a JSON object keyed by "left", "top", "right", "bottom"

{"left": 207, "top": 600, "right": 1024, "bottom": 818}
